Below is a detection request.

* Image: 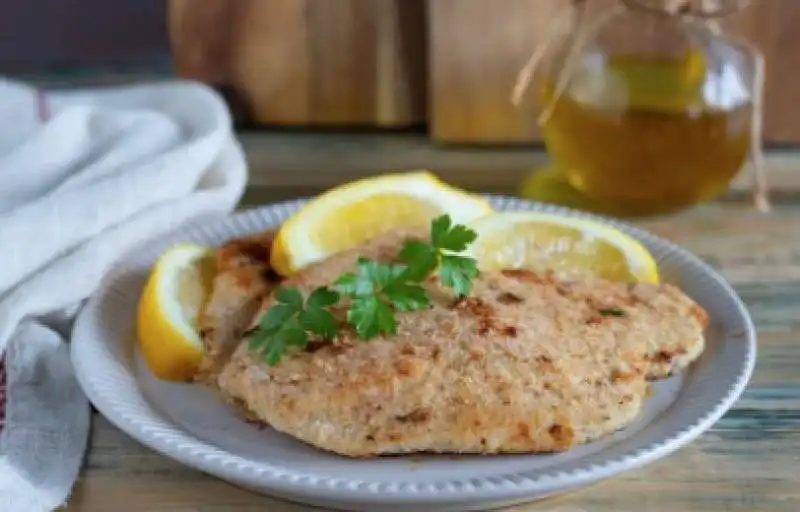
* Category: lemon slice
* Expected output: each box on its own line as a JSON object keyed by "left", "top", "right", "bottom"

{"left": 271, "top": 171, "right": 494, "bottom": 276}
{"left": 466, "top": 211, "right": 659, "bottom": 283}
{"left": 137, "top": 243, "right": 216, "bottom": 381}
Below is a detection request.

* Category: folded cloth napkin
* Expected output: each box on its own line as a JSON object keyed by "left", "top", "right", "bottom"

{"left": 0, "top": 78, "right": 247, "bottom": 511}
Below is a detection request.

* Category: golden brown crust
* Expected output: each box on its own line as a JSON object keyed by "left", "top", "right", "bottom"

{"left": 195, "top": 231, "right": 279, "bottom": 384}
{"left": 216, "top": 229, "right": 707, "bottom": 457}
{"left": 216, "top": 232, "right": 275, "bottom": 272}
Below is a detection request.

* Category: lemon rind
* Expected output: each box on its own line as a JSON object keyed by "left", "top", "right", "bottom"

{"left": 274, "top": 171, "right": 494, "bottom": 273}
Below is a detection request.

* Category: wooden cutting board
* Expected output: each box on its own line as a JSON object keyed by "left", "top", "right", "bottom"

{"left": 168, "top": 0, "right": 427, "bottom": 127}
{"left": 428, "top": 0, "right": 563, "bottom": 144}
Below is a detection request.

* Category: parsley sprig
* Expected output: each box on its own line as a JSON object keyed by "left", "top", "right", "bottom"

{"left": 249, "top": 214, "right": 479, "bottom": 365}
{"left": 248, "top": 286, "right": 339, "bottom": 365}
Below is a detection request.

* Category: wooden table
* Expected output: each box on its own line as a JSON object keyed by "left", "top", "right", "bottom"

{"left": 65, "top": 135, "right": 800, "bottom": 511}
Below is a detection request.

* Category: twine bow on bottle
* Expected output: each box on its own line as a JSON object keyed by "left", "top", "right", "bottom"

{"left": 511, "top": 0, "right": 770, "bottom": 212}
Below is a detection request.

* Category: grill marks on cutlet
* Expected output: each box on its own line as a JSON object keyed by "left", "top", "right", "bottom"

{"left": 689, "top": 304, "right": 709, "bottom": 328}
{"left": 217, "top": 234, "right": 274, "bottom": 270}
{"left": 497, "top": 291, "right": 524, "bottom": 305}
{"left": 452, "top": 268, "right": 635, "bottom": 339}
{"left": 548, "top": 423, "right": 575, "bottom": 448}
{"left": 450, "top": 294, "right": 520, "bottom": 338}
{"left": 494, "top": 268, "right": 657, "bottom": 400}
{"left": 450, "top": 270, "right": 577, "bottom": 373}
{"left": 451, "top": 297, "right": 498, "bottom": 336}
{"left": 219, "top": 232, "right": 282, "bottom": 295}
{"left": 434, "top": 269, "right": 692, "bottom": 391}
{"left": 501, "top": 268, "right": 550, "bottom": 284}
{"left": 395, "top": 407, "right": 431, "bottom": 424}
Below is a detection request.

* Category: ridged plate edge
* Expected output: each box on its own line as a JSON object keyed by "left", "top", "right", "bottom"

{"left": 71, "top": 196, "right": 756, "bottom": 504}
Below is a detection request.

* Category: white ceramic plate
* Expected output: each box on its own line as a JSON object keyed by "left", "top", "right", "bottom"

{"left": 71, "top": 197, "right": 756, "bottom": 512}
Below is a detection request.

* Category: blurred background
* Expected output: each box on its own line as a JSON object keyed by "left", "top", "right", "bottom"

{"left": 6, "top": 0, "right": 799, "bottom": 143}
{"left": 8, "top": 0, "right": 800, "bottom": 209}
{"left": 2, "top": 0, "right": 168, "bottom": 78}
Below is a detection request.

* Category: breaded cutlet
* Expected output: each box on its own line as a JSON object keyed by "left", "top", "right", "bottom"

{"left": 216, "top": 229, "right": 707, "bottom": 457}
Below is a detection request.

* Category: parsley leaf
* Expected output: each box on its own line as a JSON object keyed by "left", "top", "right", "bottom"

{"left": 263, "top": 333, "right": 287, "bottom": 366}
{"left": 335, "top": 259, "right": 406, "bottom": 297}
{"left": 248, "top": 286, "right": 339, "bottom": 365}
{"left": 426, "top": 214, "right": 479, "bottom": 296}
{"left": 359, "top": 258, "right": 406, "bottom": 288}
{"left": 275, "top": 287, "right": 303, "bottom": 311}
{"left": 431, "top": 214, "right": 478, "bottom": 252}
{"left": 263, "top": 316, "right": 306, "bottom": 366}
{"left": 307, "top": 286, "right": 339, "bottom": 308}
{"left": 439, "top": 254, "right": 479, "bottom": 297}
{"left": 348, "top": 295, "right": 397, "bottom": 339}
{"left": 280, "top": 316, "right": 307, "bottom": 347}
{"left": 333, "top": 272, "right": 360, "bottom": 296}
{"left": 256, "top": 303, "right": 295, "bottom": 333}
{"left": 247, "top": 328, "right": 271, "bottom": 352}
{"left": 336, "top": 259, "right": 410, "bottom": 335}
{"left": 430, "top": 214, "right": 452, "bottom": 248}
{"left": 384, "top": 281, "right": 430, "bottom": 311}
{"left": 398, "top": 240, "right": 438, "bottom": 281}
{"left": 299, "top": 307, "right": 338, "bottom": 340}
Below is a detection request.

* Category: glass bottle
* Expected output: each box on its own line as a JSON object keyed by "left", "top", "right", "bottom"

{"left": 519, "top": 0, "right": 763, "bottom": 217}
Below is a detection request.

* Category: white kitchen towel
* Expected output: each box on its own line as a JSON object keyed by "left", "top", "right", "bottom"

{"left": 0, "top": 78, "right": 248, "bottom": 511}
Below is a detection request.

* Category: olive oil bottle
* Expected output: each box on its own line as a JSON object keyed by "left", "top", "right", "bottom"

{"left": 519, "top": 2, "right": 758, "bottom": 217}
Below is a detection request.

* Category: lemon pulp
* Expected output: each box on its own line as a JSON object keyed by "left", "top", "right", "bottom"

{"left": 467, "top": 212, "right": 659, "bottom": 284}
{"left": 270, "top": 171, "right": 494, "bottom": 276}
{"left": 137, "top": 244, "right": 215, "bottom": 381}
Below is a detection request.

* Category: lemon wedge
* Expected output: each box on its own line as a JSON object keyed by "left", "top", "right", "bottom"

{"left": 270, "top": 171, "right": 494, "bottom": 276}
{"left": 466, "top": 211, "right": 659, "bottom": 283}
{"left": 137, "top": 243, "right": 216, "bottom": 381}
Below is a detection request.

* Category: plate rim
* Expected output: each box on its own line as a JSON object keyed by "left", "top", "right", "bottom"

{"left": 72, "top": 196, "right": 757, "bottom": 505}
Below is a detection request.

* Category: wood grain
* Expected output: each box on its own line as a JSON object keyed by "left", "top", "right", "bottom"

{"left": 236, "top": 131, "right": 800, "bottom": 193}
{"left": 429, "top": 0, "right": 800, "bottom": 144}
{"left": 64, "top": 135, "right": 800, "bottom": 511}
{"left": 168, "top": 0, "right": 426, "bottom": 126}
{"left": 728, "top": 0, "right": 800, "bottom": 143}
{"left": 428, "top": 0, "right": 561, "bottom": 143}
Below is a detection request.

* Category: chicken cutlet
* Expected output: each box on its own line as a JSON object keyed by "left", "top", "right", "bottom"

{"left": 216, "top": 229, "right": 708, "bottom": 457}
{"left": 195, "top": 231, "right": 280, "bottom": 384}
